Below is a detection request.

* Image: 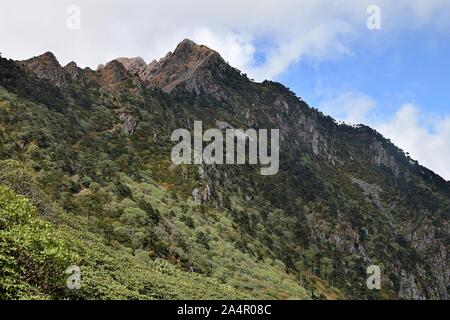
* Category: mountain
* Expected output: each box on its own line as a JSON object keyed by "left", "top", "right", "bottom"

{"left": 0, "top": 40, "right": 448, "bottom": 300}
{"left": 18, "top": 51, "right": 70, "bottom": 88}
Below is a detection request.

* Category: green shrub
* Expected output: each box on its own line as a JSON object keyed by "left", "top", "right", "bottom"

{"left": 0, "top": 185, "right": 77, "bottom": 299}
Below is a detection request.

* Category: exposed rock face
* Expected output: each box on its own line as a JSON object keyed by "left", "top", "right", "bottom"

{"left": 80, "top": 67, "right": 102, "bottom": 85}
{"left": 138, "top": 39, "right": 230, "bottom": 99}
{"left": 274, "top": 96, "right": 290, "bottom": 114}
{"left": 370, "top": 141, "right": 400, "bottom": 176}
{"left": 351, "top": 176, "right": 383, "bottom": 210}
{"left": 63, "top": 61, "right": 81, "bottom": 80}
{"left": 18, "top": 40, "right": 231, "bottom": 99}
{"left": 99, "top": 60, "right": 132, "bottom": 85}
{"left": 192, "top": 187, "right": 201, "bottom": 204}
{"left": 306, "top": 209, "right": 370, "bottom": 260}
{"left": 399, "top": 270, "right": 426, "bottom": 300}
{"left": 18, "top": 52, "right": 143, "bottom": 94}
{"left": 402, "top": 219, "right": 450, "bottom": 299}
{"left": 96, "top": 60, "right": 144, "bottom": 94}
{"left": 195, "top": 166, "right": 215, "bottom": 203}
{"left": 118, "top": 113, "right": 137, "bottom": 135}
{"left": 18, "top": 52, "right": 69, "bottom": 88}
{"left": 115, "top": 57, "right": 147, "bottom": 75}
{"left": 291, "top": 110, "right": 342, "bottom": 165}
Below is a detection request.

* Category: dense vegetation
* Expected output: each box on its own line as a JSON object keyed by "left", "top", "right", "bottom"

{"left": 0, "top": 182, "right": 249, "bottom": 299}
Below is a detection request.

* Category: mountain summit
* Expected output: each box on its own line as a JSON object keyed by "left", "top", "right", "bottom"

{"left": 18, "top": 39, "right": 235, "bottom": 99}
{"left": 112, "top": 39, "right": 233, "bottom": 98}
{"left": 18, "top": 51, "right": 69, "bottom": 88}
{"left": 138, "top": 39, "right": 228, "bottom": 93}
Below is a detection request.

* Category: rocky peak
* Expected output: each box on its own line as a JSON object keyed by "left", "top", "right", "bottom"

{"left": 18, "top": 51, "right": 69, "bottom": 87}
{"left": 115, "top": 57, "right": 147, "bottom": 75}
{"left": 16, "top": 39, "right": 239, "bottom": 98}
{"left": 28, "top": 51, "right": 60, "bottom": 65}
{"left": 95, "top": 60, "right": 145, "bottom": 94}
{"left": 176, "top": 38, "right": 197, "bottom": 51}
{"left": 98, "top": 60, "right": 133, "bottom": 85}
{"left": 140, "top": 39, "right": 229, "bottom": 98}
{"left": 88, "top": 39, "right": 236, "bottom": 98}
{"left": 64, "top": 61, "right": 81, "bottom": 80}
{"left": 172, "top": 38, "right": 216, "bottom": 60}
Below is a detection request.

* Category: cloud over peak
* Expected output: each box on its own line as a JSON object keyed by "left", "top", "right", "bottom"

{"left": 2, "top": 0, "right": 450, "bottom": 80}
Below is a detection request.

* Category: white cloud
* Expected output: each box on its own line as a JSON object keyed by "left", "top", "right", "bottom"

{"left": 190, "top": 29, "right": 256, "bottom": 73}
{"left": 318, "top": 91, "right": 376, "bottom": 124}
{"left": 1, "top": 0, "right": 450, "bottom": 80}
{"left": 376, "top": 104, "right": 450, "bottom": 181}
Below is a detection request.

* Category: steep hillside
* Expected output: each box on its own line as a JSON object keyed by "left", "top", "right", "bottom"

{"left": 0, "top": 179, "right": 249, "bottom": 299}
{"left": 0, "top": 40, "right": 448, "bottom": 299}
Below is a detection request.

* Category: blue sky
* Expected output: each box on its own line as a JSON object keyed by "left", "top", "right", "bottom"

{"left": 274, "top": 25, "right": 450, "bottom": 180}
{"left": 278, "top": 28, "right": 450, "bottom": 122}
{"left": 1, "top": 0, "right": 449, "bottom": 179}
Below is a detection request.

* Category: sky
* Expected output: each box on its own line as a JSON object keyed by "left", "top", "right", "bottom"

{"left": 1, "top": 0, "right": 449, "bottom": 180}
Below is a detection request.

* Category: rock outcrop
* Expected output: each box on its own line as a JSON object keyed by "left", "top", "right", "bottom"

{"left": 18, "top": 52, "right": 69, "bottom": 88}
{"left": 115, "top": 57, "right": 147, "bottom": 75}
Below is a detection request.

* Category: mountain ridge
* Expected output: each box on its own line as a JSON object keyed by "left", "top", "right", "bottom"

{"left": 1, "top": 39, "right": 449, "bottom": 299}
{"left": 9, "top": 41, "right": 450, "bottom": 193}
